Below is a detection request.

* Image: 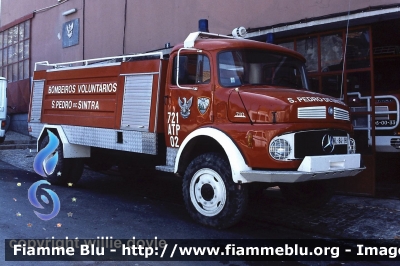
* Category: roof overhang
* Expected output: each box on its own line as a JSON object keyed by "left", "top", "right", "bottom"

{"left": 246, "top": 5, "right": 400, "bottom": 41}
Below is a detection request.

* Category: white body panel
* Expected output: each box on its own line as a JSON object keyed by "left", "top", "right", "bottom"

{"left": 375, "top": 136, "right": 400, "bottom": 152}
{"left": 174, "top": 127, "right": 251, "bottom": 183}
{"left": 37, "top": 125, "right": 90, "bottom": 158}
{"left": 35, "top": 124, "right": 158, "bottom": 157}
{"left": 240, "top": 167, "right": 364, "bottom": 183}
{"left": 297, "top": 154, "right": 361, "bottom": 172}
{"left": 175, "top": 127, "right": 363, "bottom": 184}
{"left": 241, "top": 154, "right": 363, "bottom": 183}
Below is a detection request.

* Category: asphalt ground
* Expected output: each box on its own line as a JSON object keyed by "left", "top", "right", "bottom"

{"left": 1, "top": 131, "right": 400, "bottom": 265}
{"left": 1, "top": 131, "right": 400, "bottom": 240}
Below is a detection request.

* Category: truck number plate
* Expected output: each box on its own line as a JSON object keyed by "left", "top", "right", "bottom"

{"left": 333, "top": 136, "right": 347, "bottom": 145}
{"left": 375, "top": 120, "right": 396, "bottom": 127}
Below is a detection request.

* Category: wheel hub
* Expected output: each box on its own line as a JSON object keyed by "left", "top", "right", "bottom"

{"left": 190, "top": 168, "right": 226, "bottom": 217}
{"left": 200, "top": 184, "right": 214, "bottom": 201}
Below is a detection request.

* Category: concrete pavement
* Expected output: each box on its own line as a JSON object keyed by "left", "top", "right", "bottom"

{"left": 0, "top": 130, "right": 36, "bottom": 150}
{"left": 1, "top": 131, "right": 400, "bottom": 240}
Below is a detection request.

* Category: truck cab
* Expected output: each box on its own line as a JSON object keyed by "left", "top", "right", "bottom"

{"left": 164, "top": 32, "right": 363, "bottom": 227}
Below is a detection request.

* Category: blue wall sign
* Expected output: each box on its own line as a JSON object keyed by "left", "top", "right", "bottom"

{"left": 62, "top": 18, "right": 79, "bottom": 48}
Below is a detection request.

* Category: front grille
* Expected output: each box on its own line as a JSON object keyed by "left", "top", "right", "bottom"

{"left": 298, "top": 106, "right": 350, "bottom": 121}
{"left": 294, "top": 129, "right": 348, "bottom": 158}
{"left": 334, "top": 107, "right": 350, "bottom": 121}
{"left": 298, "top": 106, "right": 326, "bottom": 119}
{"left": 375, "top": 106, "right": 389, "bottom": 120}
{"left": 391, "top": 138, "right": 400, "bottom": 149}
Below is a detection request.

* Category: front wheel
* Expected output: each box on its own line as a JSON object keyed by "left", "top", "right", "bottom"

{"left": 182, "top": 152, "right": 248, "bottom": 229}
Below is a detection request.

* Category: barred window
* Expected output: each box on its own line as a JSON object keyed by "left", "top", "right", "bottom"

{"left": 0, "top": 20, "right": 30, "bottom": 82}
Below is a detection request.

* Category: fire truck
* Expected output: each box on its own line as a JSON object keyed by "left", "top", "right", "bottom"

{"left": 349, "top": 92, "right": 400, "bottom": 152}
{"left": 344, "top": 43, "right": 400, "bottom": 153}
{"left": 28, "top": 31, "right": 364, "bottom": 228}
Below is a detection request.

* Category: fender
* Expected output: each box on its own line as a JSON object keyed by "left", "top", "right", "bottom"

{"left": 174, "top": 127, "right": 251, "bottom": 183}
{"left": 37, "top": 125, "right": 90, "bottom": 158}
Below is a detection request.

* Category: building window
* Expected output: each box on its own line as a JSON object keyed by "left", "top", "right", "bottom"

{"left": 277, "top": 27, "right": 372, "bottom": 98}
{"left": 279, "top": 41, "right": 294, "bottom": 50}
{"left": 0, "top": 20, "right": 30, "bottom": 82}
{"left": 297, "top": 37, "right": 318, "bottom": 72}
{"left": 321, "top": 33, "right": 343, "bottom": 72}
{"left": 346, "top": 29, "right": 370, "bottom": 70}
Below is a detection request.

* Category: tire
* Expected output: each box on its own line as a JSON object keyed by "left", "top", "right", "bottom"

{"left": 39, "top": 134, "right": 84, "bottom": 186}
{"left": 182, "top": 152, "right": 248, "bottom": 229}
{"left": 279, "top": 179, "right": 335, "bottom": 208}
{"left": 0, "top": 136, "right": 5, "bottom": 144}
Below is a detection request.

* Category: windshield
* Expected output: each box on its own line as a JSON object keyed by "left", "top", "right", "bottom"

{"left": 218, "top": 49, "right": 308, "bottom": 89}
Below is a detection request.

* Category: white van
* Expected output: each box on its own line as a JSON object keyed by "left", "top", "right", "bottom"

{"left": 0, "top": 77, "right": 7, "bottom": 143}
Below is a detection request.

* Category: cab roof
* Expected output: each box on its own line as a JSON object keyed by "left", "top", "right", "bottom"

{"left": 171, "top": 37, "right": 305, "bottom": 62}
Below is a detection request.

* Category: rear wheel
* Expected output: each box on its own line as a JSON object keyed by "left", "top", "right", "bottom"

{"left": 182, "top": 152, "right": 248, "bottom": 229}
{"left": 279, "top": 179, "right": 335, "bottom": 208}
{"left": 39, "top": 134, "right": 84, "bottom": 186}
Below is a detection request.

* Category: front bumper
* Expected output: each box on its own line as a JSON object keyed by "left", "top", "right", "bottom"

{"left": 375, "top": 136, "right": 400, "bottom": 152}
{"left": 240, "top": 154, "right": 364, "bottom": 183}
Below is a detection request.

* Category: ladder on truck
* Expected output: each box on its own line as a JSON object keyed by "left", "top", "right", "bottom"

{"left": 34, "top": 52, "right": 165, "bottom": 71}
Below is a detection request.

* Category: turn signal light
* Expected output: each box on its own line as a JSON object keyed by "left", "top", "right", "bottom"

{"left": 246, "top": 132, "right": 253, "bottom": 148}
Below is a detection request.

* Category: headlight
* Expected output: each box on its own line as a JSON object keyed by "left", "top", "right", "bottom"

{"left": 269, "top": 139, "right": 292, "bottom": 160}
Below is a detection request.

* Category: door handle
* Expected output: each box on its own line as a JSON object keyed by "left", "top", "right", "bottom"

{"left": 164, "top": 95, "right": 170, "bottom": 105}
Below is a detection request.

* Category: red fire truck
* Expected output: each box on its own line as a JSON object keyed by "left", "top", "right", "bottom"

{"left": 349, "top": 92, "right": 400, "bottom": 152}
{"left": 28, "top": 31, "right": 364, "bottom": 228}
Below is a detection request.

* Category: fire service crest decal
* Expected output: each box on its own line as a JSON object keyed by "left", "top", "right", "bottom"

{"left": 178, "top": 97, "right": 193, "bottom": 119}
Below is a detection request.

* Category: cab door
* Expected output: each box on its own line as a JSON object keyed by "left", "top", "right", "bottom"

{"left": 165, "top": 51, "right": 213, "bottom": 149}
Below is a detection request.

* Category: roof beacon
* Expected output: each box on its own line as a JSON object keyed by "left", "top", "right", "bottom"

{"left": 232, "top": 27, "right": 247, "bottom": 38}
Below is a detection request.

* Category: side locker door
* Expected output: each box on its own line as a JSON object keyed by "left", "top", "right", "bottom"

{"left": 165, "top": 52, "right": 213, "bottom": 150}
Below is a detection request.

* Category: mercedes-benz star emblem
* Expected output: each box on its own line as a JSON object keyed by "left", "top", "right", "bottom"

{"left": 322, "top": 134, "right": 335, "bottom": 154}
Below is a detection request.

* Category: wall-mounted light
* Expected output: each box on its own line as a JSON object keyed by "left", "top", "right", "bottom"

{"left": 62, "top": 8, "right": 77, "bottom": 16}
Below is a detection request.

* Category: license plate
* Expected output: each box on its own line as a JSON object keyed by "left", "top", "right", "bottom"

{"left": 333, "top": 136, "right": 348, "bottom": 145}
{"left": 375, "top": 120, "right": 396, "bottom": 127}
